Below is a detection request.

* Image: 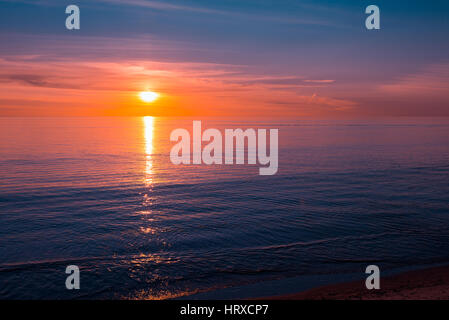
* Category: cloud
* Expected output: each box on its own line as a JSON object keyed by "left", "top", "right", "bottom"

{"left": 225, "top": 76, "right": 336, "bottom": 88}
{"left": 94, "top": 0, "right": 337, "bottom": 26}
{"left": 380, "top": 63, "right": 449, "bottom": 95}
{"left": 94, "top": 0, "right": 226, "bottom": 14}
{"left": 0, "top": 74, "right": 49, "bottom": 87}
{"left": 304, "top": 79, "right": 335, "bottom": 84}
{"left": 1, "top": 0, "right": 335, "bottom": 26}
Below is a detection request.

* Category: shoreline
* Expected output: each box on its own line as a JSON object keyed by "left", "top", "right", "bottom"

{"left": 266, "top": 265, "right": 449, "bottom": 300}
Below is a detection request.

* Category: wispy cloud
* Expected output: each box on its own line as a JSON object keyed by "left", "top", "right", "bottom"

{"left": 224, "top": 76, "right": 336, "bottom": 89}
{"left": 92, "top": 0, "right": 338, "bottom": 26}
{"left": 98, "top": 0, "right": 226, "bottom": 14}
{"left": 380, "top": 63, "right": 449, "bottom": 95}
{"left": 304, "top": 79, "right": 335, "bottom": 84}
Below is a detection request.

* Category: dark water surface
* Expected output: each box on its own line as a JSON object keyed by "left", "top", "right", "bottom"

{"left": 1, "top": 117, "right": 449, "bottom": 299}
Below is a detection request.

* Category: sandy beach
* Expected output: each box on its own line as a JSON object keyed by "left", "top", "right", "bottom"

{"left": 270, "top": 265, "right": 449, "bottom": 300}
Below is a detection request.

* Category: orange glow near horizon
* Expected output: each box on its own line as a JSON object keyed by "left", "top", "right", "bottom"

{"left": 4, "top": 55, "right": 448, "bottom": 118}
{"left": 0, "top": 56, "right": 359, "bottom": 118}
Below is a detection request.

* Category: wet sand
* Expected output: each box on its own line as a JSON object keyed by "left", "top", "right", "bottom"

{"left": 269, "top": 265, "right": 449, "bottom": 300}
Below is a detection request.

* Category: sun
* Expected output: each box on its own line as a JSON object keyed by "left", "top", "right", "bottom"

{"left": 139, "top": 91, "right": 159, "bottom": 103}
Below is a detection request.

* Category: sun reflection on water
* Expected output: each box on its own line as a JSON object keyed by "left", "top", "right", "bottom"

{"left": 136, "top": 117, "right": 188, "bottom": 300}
{"left": 143, "top": 116, "right": 154, "bottom": 187}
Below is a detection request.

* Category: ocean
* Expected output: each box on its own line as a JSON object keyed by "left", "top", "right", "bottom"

{"left": 1, "top": 117, "right": 449, "bottom": 299}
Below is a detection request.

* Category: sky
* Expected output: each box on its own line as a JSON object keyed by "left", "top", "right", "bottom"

{"left": 0, "top": 0, "right": 448, "bottom": 117}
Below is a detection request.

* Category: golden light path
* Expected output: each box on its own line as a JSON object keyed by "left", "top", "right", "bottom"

{"left": 143, "top": 116, "right": 154, "bottom": 186}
